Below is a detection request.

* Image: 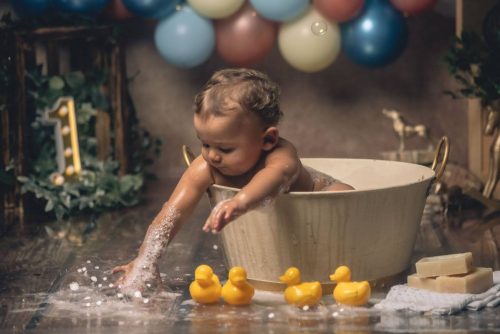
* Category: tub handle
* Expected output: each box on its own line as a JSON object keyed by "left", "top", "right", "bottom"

{"left": 182, "top": 145, "right": 195, "bottom": 167}
{"left": 431, "top": 136, "right": 449, "bottom": 181}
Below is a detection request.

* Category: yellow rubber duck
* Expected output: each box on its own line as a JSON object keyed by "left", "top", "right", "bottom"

{"left": 329, "top": 265, "right": 371, "bottom": 306}
{"left": 189, "top": 264, "right": 222, "bottom": 304}
{"left": 279, "top": 267, "right": 322, "bottom": 307}
{"left": 221, "top": 267, "right": 255, "bottom": 306}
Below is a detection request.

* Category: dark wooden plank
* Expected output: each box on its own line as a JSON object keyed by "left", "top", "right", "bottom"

{"left": 0, "top": 236, "right": 75, "bottom": 329}
{"left": 110, "top": 42, "right": 129, "bottom": 176}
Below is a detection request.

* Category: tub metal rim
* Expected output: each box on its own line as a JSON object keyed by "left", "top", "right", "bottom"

{"left": 209, "top": 157, "right": 436, "bottom": 197}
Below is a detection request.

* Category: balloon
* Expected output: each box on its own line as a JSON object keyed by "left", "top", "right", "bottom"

{"left": 10, "top": 0, "right": 49, "bottom": 17}
{"left": 389, "top": 0, "right": 437, "bottom": 15}
{"left": 53, "top": 0, "right": 110, "bottom": 14}
{"left": 250, "top": 0, "right": 308, "bottom": 22}
{"left": 187, "top": 0, "right": 244, "bottom": 19}
{"left": 215, "top": 4, "right": 276, "bottom": 66}
{"left": 104, "top": 0, "right": 134, "bottom": 20}
{"left": 341, "top": 0, "right": 408, "bottom": 68}
{"left": 278, "top": 6, "right": 341, "bottom": 72}
{"left": 483, "top": 3, "right": 500, "bottom": 55}
{"left": 154, "top": 6, "right": 215, "bottom": 68}
{"left": 313, "top": 0, "right": 364, "bottom": 22}
{"left": 123, "top": 0, "right": 180, "bottom": 19}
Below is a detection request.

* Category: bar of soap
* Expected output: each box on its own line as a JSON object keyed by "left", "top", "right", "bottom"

{"left": 436, "top": 267, "right": 493, "bottom": 294}
{"left": 407, "top": 273, "right": 437, "bottom": 291}
{"left": 408, "top": 267, "right": 493, "bottom": 294}
{"left": 415, "top": 252, "right": 473, "bottom": 277}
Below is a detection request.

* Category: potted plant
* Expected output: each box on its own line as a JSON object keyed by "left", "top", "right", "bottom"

{"left": 444, "top": 24, "right": 500, "bottom": 198}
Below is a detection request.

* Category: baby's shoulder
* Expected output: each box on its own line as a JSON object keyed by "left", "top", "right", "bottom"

{"left": 265, "top": 138, "right": 300, "bottom": 168}
{"left": 185, "top": 155, "right": 216, "bottom": 184}
{"left": 267, "top": 138, "right": 299, "bottom": 159}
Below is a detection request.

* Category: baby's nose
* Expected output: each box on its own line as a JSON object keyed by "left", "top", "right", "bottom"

{"left": 208, "top": 150, "right": 221, "bottom": 163}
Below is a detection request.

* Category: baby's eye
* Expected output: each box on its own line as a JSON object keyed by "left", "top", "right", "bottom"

{"left": 202, "top": 143, "right": 209, "bottom": 148}
{"left": 219, "top": 147, "right": 234, "bottom": 154}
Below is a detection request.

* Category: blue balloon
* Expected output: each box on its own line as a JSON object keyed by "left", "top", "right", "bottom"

{"left": 154, "top": 6, "right": 215, "bottom": 68}
{"left": 123, "top": 0, "right": 180, "bottom": 19}
{"left": 250, "top": 0, "right": 308, "bottom": 22}
{"left": 53, "top": 0, "right": 110, "bottom": 14}
{"left": 341, "top": 0, "right": 408, "bottom": 68}
{"left": 11, "top": 0, "right": 49, "bottom": 17}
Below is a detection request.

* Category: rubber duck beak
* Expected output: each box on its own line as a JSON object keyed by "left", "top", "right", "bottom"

{"left": 279, "top": 275, "right": 287, "bottom": 283}
{"left": 329, "top": 273, "right": 338, "bottom": 282}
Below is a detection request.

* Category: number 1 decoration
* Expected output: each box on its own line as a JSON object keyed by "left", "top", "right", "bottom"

{"left": 43, "top": 97, "right": 82, "bottom": 185}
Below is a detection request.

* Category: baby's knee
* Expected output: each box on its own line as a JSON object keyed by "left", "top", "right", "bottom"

{"left": 323, "top": 182, "right": 354, "bottom": 191}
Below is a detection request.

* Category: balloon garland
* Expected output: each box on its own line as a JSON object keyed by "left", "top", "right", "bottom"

{"left": 9, "top": 0, "right": 438, "bottom": 71}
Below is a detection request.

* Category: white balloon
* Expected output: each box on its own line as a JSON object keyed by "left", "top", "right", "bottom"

{"left": 278, "top": 6, "right": 341, "bottom": 72}
{"left": 187, "top": 0, "right": 245, "bottom": 19}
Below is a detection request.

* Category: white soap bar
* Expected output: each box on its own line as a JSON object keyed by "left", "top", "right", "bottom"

{"left": 408, "top": 267, "right": 493, "bottom": 294}
{"left": 415, "top": 252, "right": 473, "bottom": 277}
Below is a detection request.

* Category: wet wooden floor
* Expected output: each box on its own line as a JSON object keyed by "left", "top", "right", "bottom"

{"left": 1, "top": 183, "right": 500, "bottom": 333}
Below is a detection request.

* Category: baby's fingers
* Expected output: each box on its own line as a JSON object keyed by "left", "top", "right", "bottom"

{"left": 202, "top": 218, "right": 212, "bottom": 232}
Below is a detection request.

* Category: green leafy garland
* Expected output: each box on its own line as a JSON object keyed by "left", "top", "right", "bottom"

{"left": 18, "top": 68, "right": 161, "bottom": 221}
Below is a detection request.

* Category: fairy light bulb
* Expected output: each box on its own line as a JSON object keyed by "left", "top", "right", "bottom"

{"left": 58, "top": 106, "right": 68, "bottom": 117}
{"left": 65, "top": 165, "right": 75, "bottom": 176}
{"left": 64, "top": 147, "right": 73, "bottom": 158}
{"left": 50, "top": 173, "right": 65, "bottom": 186}
{"left": 61, "top": 125, "right": 71, "bottom": 136}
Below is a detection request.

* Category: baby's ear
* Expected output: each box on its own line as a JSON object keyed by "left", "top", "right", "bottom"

{"left": 262, "top": 127, "right": 279, "bottom": 151}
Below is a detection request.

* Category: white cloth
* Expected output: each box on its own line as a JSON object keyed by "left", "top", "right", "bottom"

{"left": 374, "top": 271, "right": 500, "bottom": 315}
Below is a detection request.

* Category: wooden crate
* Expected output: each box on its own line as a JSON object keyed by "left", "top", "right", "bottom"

{"left": 0, "top": 25, "right": 131, "bottom": 233}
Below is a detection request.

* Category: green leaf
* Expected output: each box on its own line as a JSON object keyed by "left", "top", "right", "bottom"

{"left": 17, "top": 175, "right": 29, "bottom": 183}
{"left": 49, "top": 76, "right": 65, "bottom": 90}
{"left": 45, "top": 199, "right": 54, "bottom": 212}
{"left": 65, "top": 71, "right": 85, "bottom": 89}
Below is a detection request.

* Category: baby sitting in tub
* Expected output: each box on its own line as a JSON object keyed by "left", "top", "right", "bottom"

{"left": 113, "top": 68, "right": 353, "bottom": 292}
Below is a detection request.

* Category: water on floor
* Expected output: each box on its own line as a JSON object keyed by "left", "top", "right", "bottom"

{"left": 1, "top": 191, "right": 500, "bottom": 333}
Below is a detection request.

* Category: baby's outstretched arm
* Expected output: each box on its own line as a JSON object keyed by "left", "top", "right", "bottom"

{"left": 203, "top": 145, "right": 299, "bottom": 233}
{"left": 113, "top": 157, "right": 212, "bottom": 293}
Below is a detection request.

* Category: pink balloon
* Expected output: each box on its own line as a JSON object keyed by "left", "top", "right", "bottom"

{"left": 104, "top": 0, "right": 134, "bottom": 20}
{"left": 216, "top": 3, "right": 276, "bottom": 67}
{"left": 389, "top": 0, "right": 437, "bottom": 15}
{"left": 313, "top": 0, "right": 364, "bottom": 22}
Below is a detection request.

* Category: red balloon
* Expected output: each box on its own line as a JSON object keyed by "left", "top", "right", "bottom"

{"left": 216, "top": 3, "right": 276, "bottom": 67}
{"left": 104, "top": 0, "right": 134, "bottom": 20}
{"left": 313, "top": 0, "right": 364, "bottom": 22}
{"left": 389, "top": 0, "right": 437, "bottom": 15}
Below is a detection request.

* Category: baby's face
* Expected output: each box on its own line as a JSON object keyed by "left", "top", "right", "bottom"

{"left": 194, "top": 111, "right": 265, "bottom": 176}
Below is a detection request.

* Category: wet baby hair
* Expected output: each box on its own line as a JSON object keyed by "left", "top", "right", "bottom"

{"left": 194, "top": 68, "right": 284, "bottom": 128}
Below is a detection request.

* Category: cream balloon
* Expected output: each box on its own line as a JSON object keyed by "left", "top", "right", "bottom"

{"left": 187, "top": 0, "right": 245, "bottom": 19}
{"left": 278, "top": 6, "right": 341, "bottom": 72}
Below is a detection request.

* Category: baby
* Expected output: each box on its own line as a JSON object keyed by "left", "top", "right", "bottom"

{"left": 113, "top": 68, "right": 353, "bottom": 292}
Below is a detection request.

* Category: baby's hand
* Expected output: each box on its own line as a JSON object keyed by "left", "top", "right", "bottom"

{"left": 112, "top": 259, "right": 162, "bottom": 294}
{"left": 203, "top": 198, "right": 246, "bottom": 233}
